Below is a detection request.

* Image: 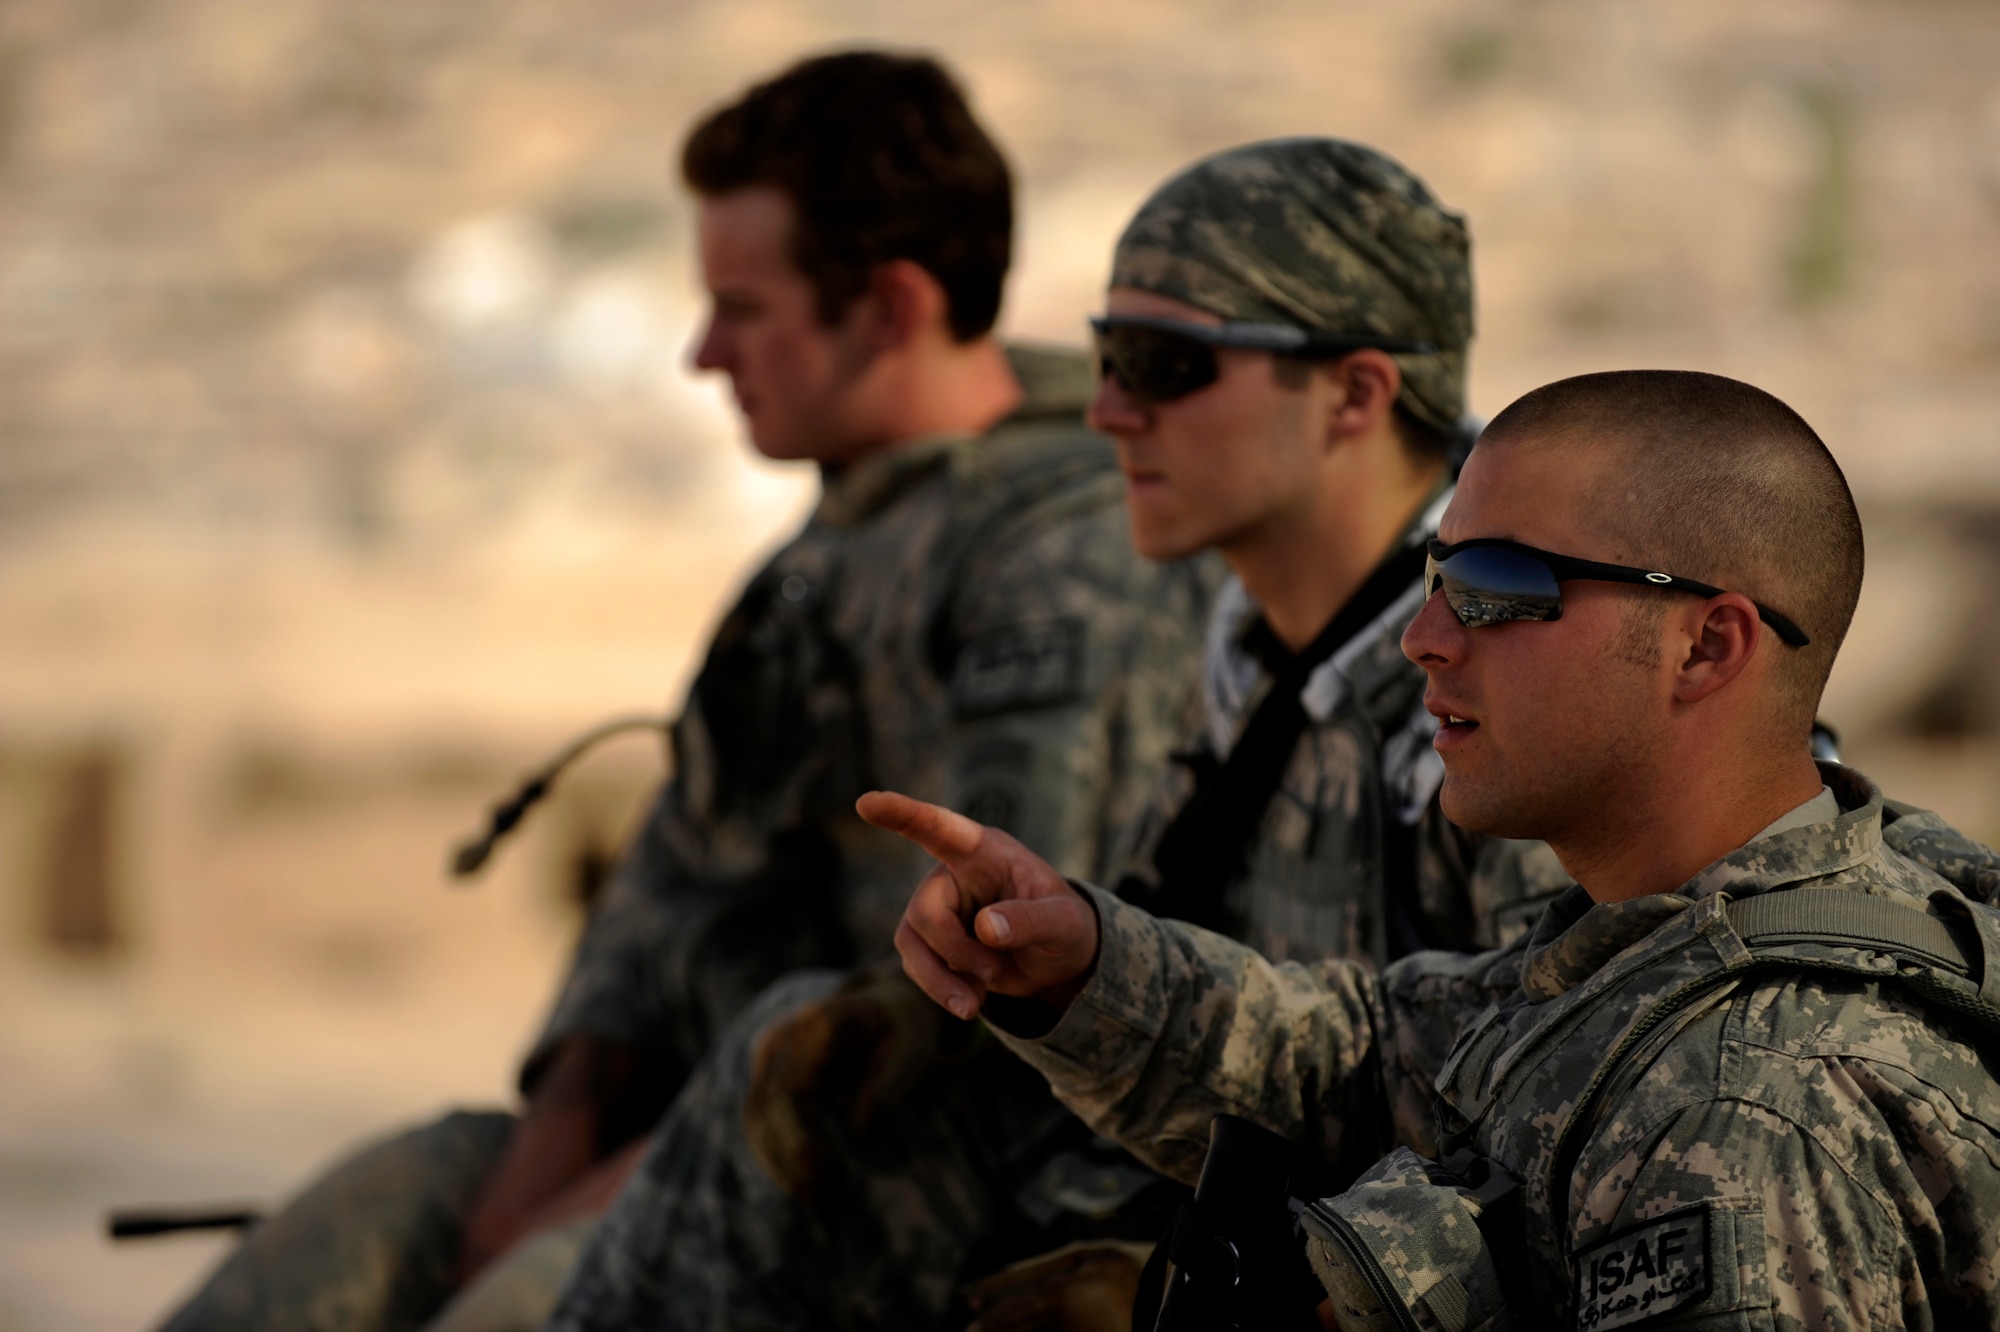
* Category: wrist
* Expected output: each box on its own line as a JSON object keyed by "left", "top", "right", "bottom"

{"left": 979, "top": 992, "right": 1067, "bottom": 1039}
{"left": 987, "top": 880, "right": 1101, "bottom": 1028}
{"left": 1040, "top": 970, "right": 1092, "bottom": 1013}
{"left": 1053, "top": 877, "right": 1103, "bottom": 1007}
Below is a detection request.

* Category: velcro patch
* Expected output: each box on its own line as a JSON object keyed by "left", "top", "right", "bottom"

{"left": 1575, "top": 1206, "right": 1709, "bottom": 1330}
{"left": 951, "top": 620, "right": 1086, "bottom": 717}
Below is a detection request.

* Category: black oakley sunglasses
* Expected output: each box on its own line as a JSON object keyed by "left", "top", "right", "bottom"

{"left": 1425, "top": 537, "right": 1811, "bottom": 647}
{"left": 1089, "top": 313, "right": 1437, "bottom": 405}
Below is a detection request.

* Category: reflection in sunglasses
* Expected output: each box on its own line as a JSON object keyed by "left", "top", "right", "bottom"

{"left": 1425, "top": 538, "right": 1810, "bottom": 646}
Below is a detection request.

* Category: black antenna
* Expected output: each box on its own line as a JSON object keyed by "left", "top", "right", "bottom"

{"left": 108, "top": 1205, "right": 263, "bottom": 1240}
{"left": 449, "top": 714, "right": 670, "bottom": 880}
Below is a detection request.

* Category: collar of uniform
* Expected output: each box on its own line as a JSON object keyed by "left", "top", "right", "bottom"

{"left": 813, "top": 433, "right": 966, "bottom": 530}
{"left": 999, "top": 341, "right": 1095, "bottom": 419}
{"left": 1299, "top": 477, "right": 1450, "bottom": 726}
{"left": 811, "top": 343, "right": 1092, "bottom": 530}
{"left": 1201, "top": 479, "right": 1452, "bottom": 752}
{"left": 1676, "top": 761, "right": 1882, "bottom": 902}
{"left": 1519, "top": 886, "right": 1695, "bottom": 1001}
{"left": 1515, "top": 763, "right": 1880, "bottom": 1001}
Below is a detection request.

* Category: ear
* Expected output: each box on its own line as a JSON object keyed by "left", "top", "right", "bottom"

{"left": 858, "top": 259, "right": 950, "bottom": 353}
{"left": 1321, "top": 349, "right": 1403, "bottom": 441}
{"left": 1672, "top": 594, "right": 1762, "bottom": 705}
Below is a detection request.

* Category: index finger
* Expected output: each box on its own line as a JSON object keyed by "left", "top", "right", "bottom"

{"left": 856, "top": 790, "right": 984, "bottom": 866}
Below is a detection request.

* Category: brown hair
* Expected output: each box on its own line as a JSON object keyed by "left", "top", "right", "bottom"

{"left": 1481, "top": 370, "right": 1863, "bottom": 732}
{"left": 681, "top": 50, "right": 1013, "bottom": 342}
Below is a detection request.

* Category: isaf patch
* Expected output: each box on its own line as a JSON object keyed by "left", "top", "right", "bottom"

{"left": 952, "top": 620, "right": 1086, "bottom": 717}
{"left": 1575, "top": 1206, "right": 1709, "bottom": 1329}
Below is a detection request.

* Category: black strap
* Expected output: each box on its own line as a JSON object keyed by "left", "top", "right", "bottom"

{"left": 1127, "top": 542, "right": 1429, "bottom": 931}
{"left": 1730, "top": 889, "right": 1975, "bottom": 976}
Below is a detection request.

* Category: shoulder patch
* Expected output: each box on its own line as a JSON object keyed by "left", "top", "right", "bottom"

{"left": 1575, "top": 1206, "right": 1709, "bottom": 1330}
{"left": 951, "top": 619, "right": 1086, "bottom": 717}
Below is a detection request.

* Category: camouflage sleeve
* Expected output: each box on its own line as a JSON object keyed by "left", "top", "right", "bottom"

{"left": 519, "top": 777, "right": 840, "bottom": 1096}
{"left": 1080, "top": 668, "right": 1211, "bottom": 901}
{"left": 1880, "top": 802, "right": 2000, "bottom": 905}
{"left": 988, "top": 883, "right": 1520, "bottom": 1185}
{"left": 941, "top": 505, "right": 1215, "bottom": 885}
{"left": 520, "top": 562, "right": 873, "bottom": 1094}
{"left": 520, "top": 787, "right": 681, "bottom": 1092}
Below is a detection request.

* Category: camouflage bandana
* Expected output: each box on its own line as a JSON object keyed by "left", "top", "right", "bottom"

{"left": 1111, "top": 138, "right": 1473, "bottom": 433}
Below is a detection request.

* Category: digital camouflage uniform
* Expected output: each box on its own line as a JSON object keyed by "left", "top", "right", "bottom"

{"left": 521, "top": 343, "right": 1212, "bottom": 1095}
{"left": 991, "top": 762, "right": 2000, "bottom": 1330}
{"left": 543, "top": 514, "right": 1572, "bottom": 1332}
{"left": 155, "top": 344, "right": 1215, "bottom": 1332}
{"left": 544, "top": 137, "right": 1574, "bottom": 1332}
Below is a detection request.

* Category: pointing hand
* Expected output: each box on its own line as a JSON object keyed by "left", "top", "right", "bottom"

{"left": 858, "top": 790, "right": 1100, "bottom": 1020}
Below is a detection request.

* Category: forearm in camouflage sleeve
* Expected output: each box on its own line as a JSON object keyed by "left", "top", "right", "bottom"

{"left": 523, "top": 784, "right": 834, "bottom": 1095}
{"left": 523, "top": 789, "right": 681, "bottom": 1092}
{"left": 988, "top": 884, "right": 1517, "bottom": 1184}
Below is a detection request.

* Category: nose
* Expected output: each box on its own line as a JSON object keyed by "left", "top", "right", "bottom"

{"left": 1401, "top": 585, "right": 1467, "bottom": 668}
{"left": 689, "top": 311, "right": 728, "bottom": 372}
{"left": 1086, "top": 368, "right": 1149, "bottom": 435}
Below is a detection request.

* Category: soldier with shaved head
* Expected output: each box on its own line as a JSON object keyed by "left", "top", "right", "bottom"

{"left": 874, "top": 369, "right": 2000, "bottom": 1330}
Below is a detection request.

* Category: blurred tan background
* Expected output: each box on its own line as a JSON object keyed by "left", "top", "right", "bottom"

{"left": 2, "top": 1, "right": 1997, "bottom": 1327}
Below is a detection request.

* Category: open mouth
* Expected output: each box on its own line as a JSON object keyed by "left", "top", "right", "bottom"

{"left": 1432, "top": 710, "right": 1480, "bottom": 753}
{"left": 1428, "top": 702, "right": 1480, "bottom": 743}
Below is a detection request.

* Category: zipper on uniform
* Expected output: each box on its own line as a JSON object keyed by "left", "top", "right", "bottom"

{"left": 1301, "top": 1201, "right": 1425, "bottom": 1332}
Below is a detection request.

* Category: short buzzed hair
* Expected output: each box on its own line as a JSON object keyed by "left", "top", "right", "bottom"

{"left": 1481, "top": 370, "right": 1863, "bottom": 733}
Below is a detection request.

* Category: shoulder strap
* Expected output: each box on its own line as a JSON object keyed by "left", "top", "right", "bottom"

{"left": 1729, "top": 889, "right": 1975, "bottom": 977}
{"left": 1730, "top": 888, "right": 2000, "bottom": 1031}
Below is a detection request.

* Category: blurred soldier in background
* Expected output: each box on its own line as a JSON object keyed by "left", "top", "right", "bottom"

{"left": 157, "top": 50, "right": 1215, "bottom": 1332}
{"left": 539, "top": 140, "right": 1570, "bottom": 1331}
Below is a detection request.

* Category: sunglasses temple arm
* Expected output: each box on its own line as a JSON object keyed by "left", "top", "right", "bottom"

{"left": 1758, "top": 607, "right": 1811, "bottom": 648}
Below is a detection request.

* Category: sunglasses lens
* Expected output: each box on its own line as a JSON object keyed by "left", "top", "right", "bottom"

{"left": 1428, "top": 546, "right": 1564, "bottom": 627}
{"left": 1092, "top": 324, "right": 1220, "bottom": 403}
